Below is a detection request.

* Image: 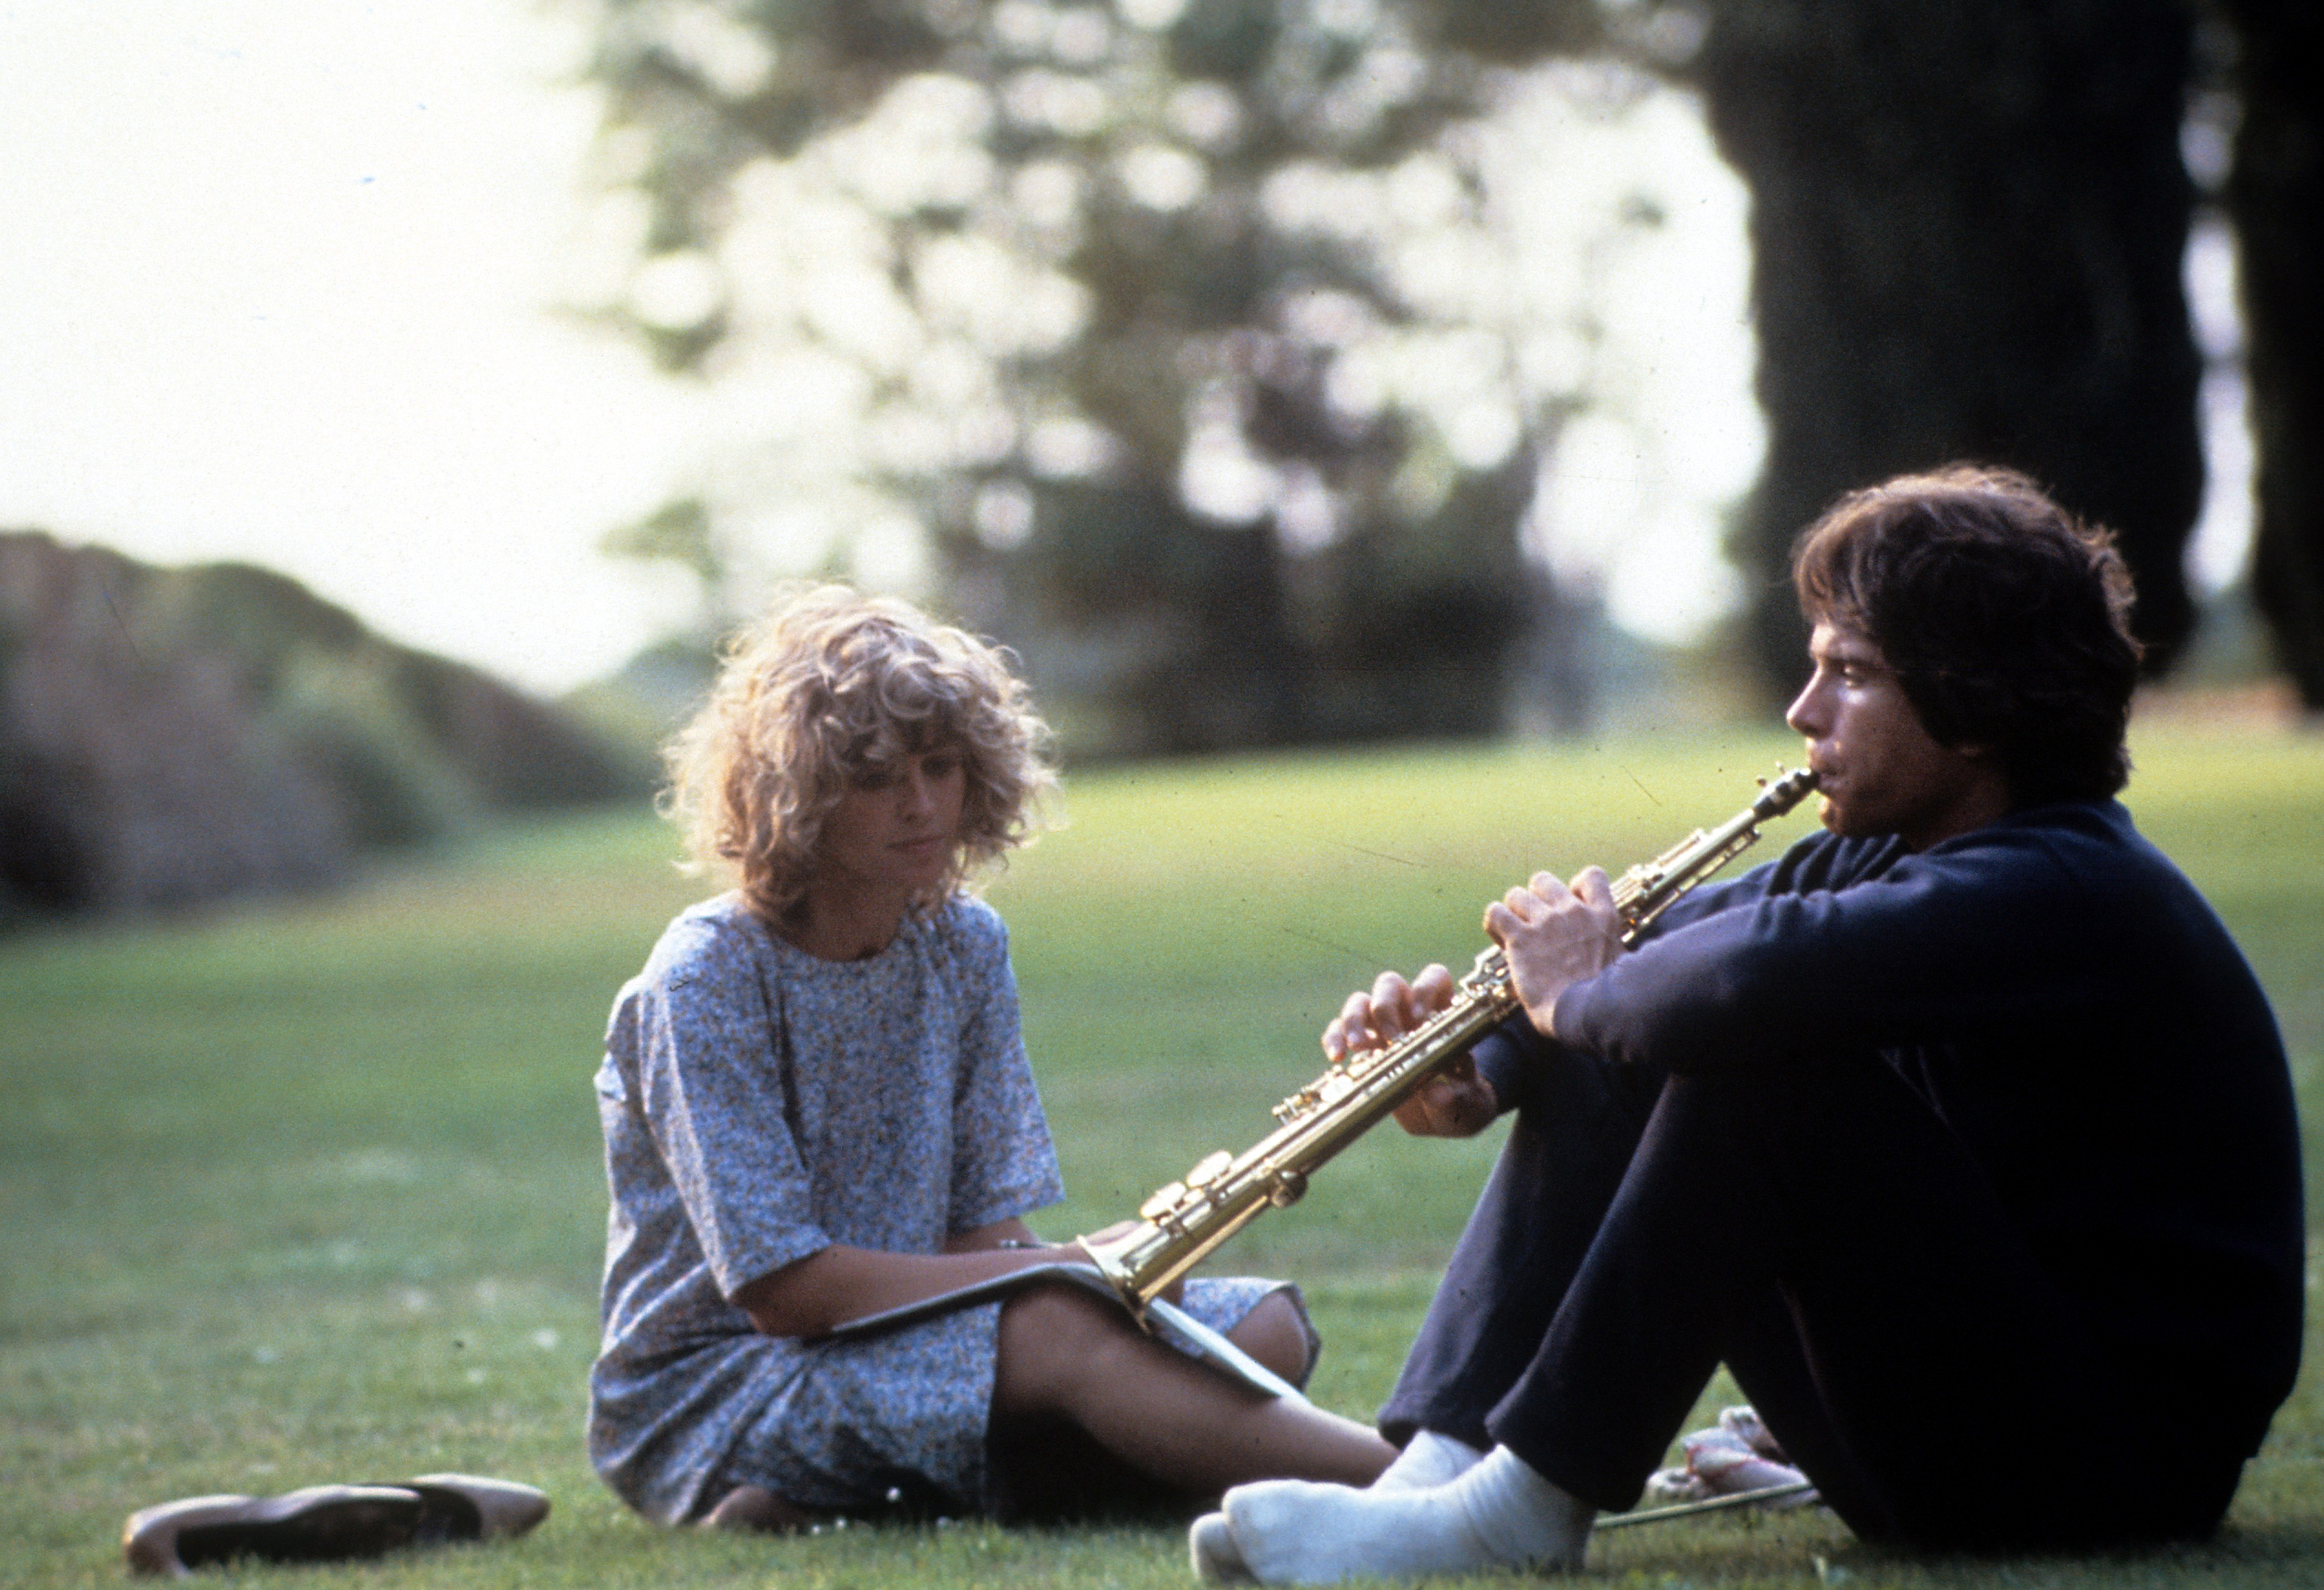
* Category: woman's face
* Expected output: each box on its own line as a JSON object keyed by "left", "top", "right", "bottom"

{"left": 815, "top": 745, "right": 968, "bottom": 901}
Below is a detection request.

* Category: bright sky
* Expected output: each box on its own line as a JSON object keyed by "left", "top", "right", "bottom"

{"left": 0, "top": 3, "right": 2250, "bottom": 697}
{"left": 0, "top": 1, "right": 705, "bottom": 695}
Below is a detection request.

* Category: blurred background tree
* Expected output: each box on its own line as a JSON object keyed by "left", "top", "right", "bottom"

{"left": 0, "top": 532, "right": 645, "bottom": 923}
{"left": 1677, "top": 0, "right": 2206, "bottom": 691}
{"left": 573, "top": 0, "right": 1668, "bottom": 754}
{"left": 2215, "top": 0, "right": 2324, "bottom": 708}
{"left": 573, "top": 0, "right": 2324, "bottom": 742}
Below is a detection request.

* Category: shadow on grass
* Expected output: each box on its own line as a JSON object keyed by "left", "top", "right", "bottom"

{"left": 1588, "top": 1509, "right": 2324, "bottom": 1589}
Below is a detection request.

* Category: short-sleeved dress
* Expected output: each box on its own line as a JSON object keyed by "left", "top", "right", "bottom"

{"left": 588, "top": 892, "right": 1312, "bottom": 1525}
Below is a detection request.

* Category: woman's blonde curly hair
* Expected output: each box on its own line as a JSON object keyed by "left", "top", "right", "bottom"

{"left": 663, "top": 584, "right": 1056, "bottom": 925}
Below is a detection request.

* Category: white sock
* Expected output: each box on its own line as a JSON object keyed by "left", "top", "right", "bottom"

{"left": 1222, "top": 1446, "right": 1592, "bottom": 1584}
{"left": 1452, "top": 1445, "right": 1593, "bottom": 1566}
{"left": 1189, "top": 1512, "right": 1252, "bottom": 1584}
{"left": 1371, "top": 1429, "right": 1485, "bottom": 1491}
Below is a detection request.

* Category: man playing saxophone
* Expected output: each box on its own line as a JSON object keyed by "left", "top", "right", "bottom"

{"left": 1193, "top": 466, "right": 2304, "bottom": 1582}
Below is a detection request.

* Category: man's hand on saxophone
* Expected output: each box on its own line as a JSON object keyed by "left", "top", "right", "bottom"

{"left": 1322, "top": 965, "right": 1494, "bottom": 1139}
{"left": 1319, "top": 860, "right": 1623, "bottom": 1142}
{"left": 1483, "top": 865, "right": 1624, "bottom": 1041}
{"left": 1322, "top": 964, "right": 1454, "bottom": 1060}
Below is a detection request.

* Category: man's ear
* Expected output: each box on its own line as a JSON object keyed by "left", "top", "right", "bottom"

{"left": 1952, "top": 740, "right": 2015, "bottom": 810}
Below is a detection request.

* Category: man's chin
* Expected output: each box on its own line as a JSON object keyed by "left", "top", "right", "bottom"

{"left": 1816, "top": 795, "right": 1875, "bottom": 838}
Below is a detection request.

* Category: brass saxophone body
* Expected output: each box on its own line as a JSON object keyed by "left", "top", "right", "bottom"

{"left": 1077, "top": 767, "right": 1818, "bottom": 1323}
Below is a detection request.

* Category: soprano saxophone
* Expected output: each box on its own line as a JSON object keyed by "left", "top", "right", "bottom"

{"left": 1077, "top": 767, "right": 1819, "bottom": 1323}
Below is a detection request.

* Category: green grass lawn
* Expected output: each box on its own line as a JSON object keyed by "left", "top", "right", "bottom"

{"left": 2, "top": 720, "right": 2319, "bottom": 1589}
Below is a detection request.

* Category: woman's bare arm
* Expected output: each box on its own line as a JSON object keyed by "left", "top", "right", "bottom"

{"left": 732, "top": 1218, "right": 1079, "bottom": 1338}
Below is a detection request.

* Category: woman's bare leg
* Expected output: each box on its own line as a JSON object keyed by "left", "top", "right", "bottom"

{"left": 992, "top": 1286, "right": 1393, "bottom": 1495}
{"left": 1223, "top": 1291, "right": 1315, "bottom": 1385}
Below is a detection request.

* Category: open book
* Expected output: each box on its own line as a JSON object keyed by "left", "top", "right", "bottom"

{"left": 820, "top": 1260, "right": 1309, "bottom": 1404}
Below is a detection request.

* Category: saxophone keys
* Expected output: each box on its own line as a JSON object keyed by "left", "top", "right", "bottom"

{"left": 1140, "top": 1183, "right": 1189, "bottom": 1220}
{"left": 1185, "top": 1149, "right": 1235, "bottom": 1188}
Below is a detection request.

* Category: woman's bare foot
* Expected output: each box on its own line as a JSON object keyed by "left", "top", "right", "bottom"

{"left": 697, "top": 1485, "right": 821, "bottom": 1534}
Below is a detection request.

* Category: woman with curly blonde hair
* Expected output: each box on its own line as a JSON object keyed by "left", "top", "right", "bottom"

{"left": 589, "top": 586, "right": 1390, "bottom": 1533}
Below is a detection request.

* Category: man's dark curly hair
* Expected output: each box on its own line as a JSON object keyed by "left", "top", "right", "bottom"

{"left": 1791, "top": 465, "right": 2144, "bottom": 804}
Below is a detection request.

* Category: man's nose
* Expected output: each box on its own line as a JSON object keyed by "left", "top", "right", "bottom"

{"left": 1784, "top": 677, "right": 1824, "bottom": 737}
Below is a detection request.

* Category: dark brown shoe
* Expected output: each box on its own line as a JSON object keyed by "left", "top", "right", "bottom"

{"left": 123, "top": 1485, "right": 424, "bottom": 1577}
{"left": 400, "top": 1474, "right": 551, "bottom": 1542}
{"left": 122, "top": 1475, "right": 549, "bottom": 1576}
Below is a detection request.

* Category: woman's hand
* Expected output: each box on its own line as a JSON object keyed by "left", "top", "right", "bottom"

{"left": 1483, "top": 866, "right": 1623, "bottom": 1038}
{"left": 956, "top": 1219, "right": 1186, "bottom": 1306}
{"left": 1321, "top": 965, "right": 1499, "bottom": 1138}
{"left": 1072, "top": 1220, "right": 1185, "bottom": 1305}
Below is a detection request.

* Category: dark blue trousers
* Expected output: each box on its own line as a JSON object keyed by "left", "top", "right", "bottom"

{"left": 1376, "top": 1044, "right": 2244, "bottom": 1550}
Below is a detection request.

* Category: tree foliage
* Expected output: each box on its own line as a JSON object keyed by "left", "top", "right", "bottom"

{"left": 577, "top": 0, "right": 1633, "bottom": 753}
{"left": 0, "top": 532, "right": 644, "bottom": 921}
{"left": 580, "top": 0, "right": 2321, "bottom": 732}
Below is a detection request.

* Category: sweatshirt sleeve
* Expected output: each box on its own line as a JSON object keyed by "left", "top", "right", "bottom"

{"left": 1550, "top": 824, "right": 2122, "bottom": 1072}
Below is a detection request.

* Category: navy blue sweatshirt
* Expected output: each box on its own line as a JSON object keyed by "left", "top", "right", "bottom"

{"left": 1488, "top": 799, "right": 2303, "bottom": 1459}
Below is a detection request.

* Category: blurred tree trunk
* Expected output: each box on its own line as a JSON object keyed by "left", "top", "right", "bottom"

{"left": 1687, "top": 0, "right": 2203, "bottom": 693}
{"left": 2221, "top": 0, "right": 2324, "bottom": 706}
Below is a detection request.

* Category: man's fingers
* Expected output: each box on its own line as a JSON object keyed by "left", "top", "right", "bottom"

{"left": 1330, "top": 963, "right": 1458, "bottom": 1068}
{"left": 1327, "top": 970, "right": 1426, "bottom": 1060}
{"left": 1529, "top": 869, "right": 1571, "bottom": 900}
{"left": 1411, "top": 962, "right": 1456, "bottom": 1012}
{"left": 1570, "top": 865, "right": 1614, "bottom": 906}
{"left": 1393, "top": 1072, "right": 1462, "bottom": 1136}
{"left": 1323, "top": 989, "right": 1371, "bottom": 1061}
{"left": 1372, "top": 969, "right": 1414, "bottom": 1027}
{"left": 1392, "top": 1057, "right": 1496, "bottom": 1137}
